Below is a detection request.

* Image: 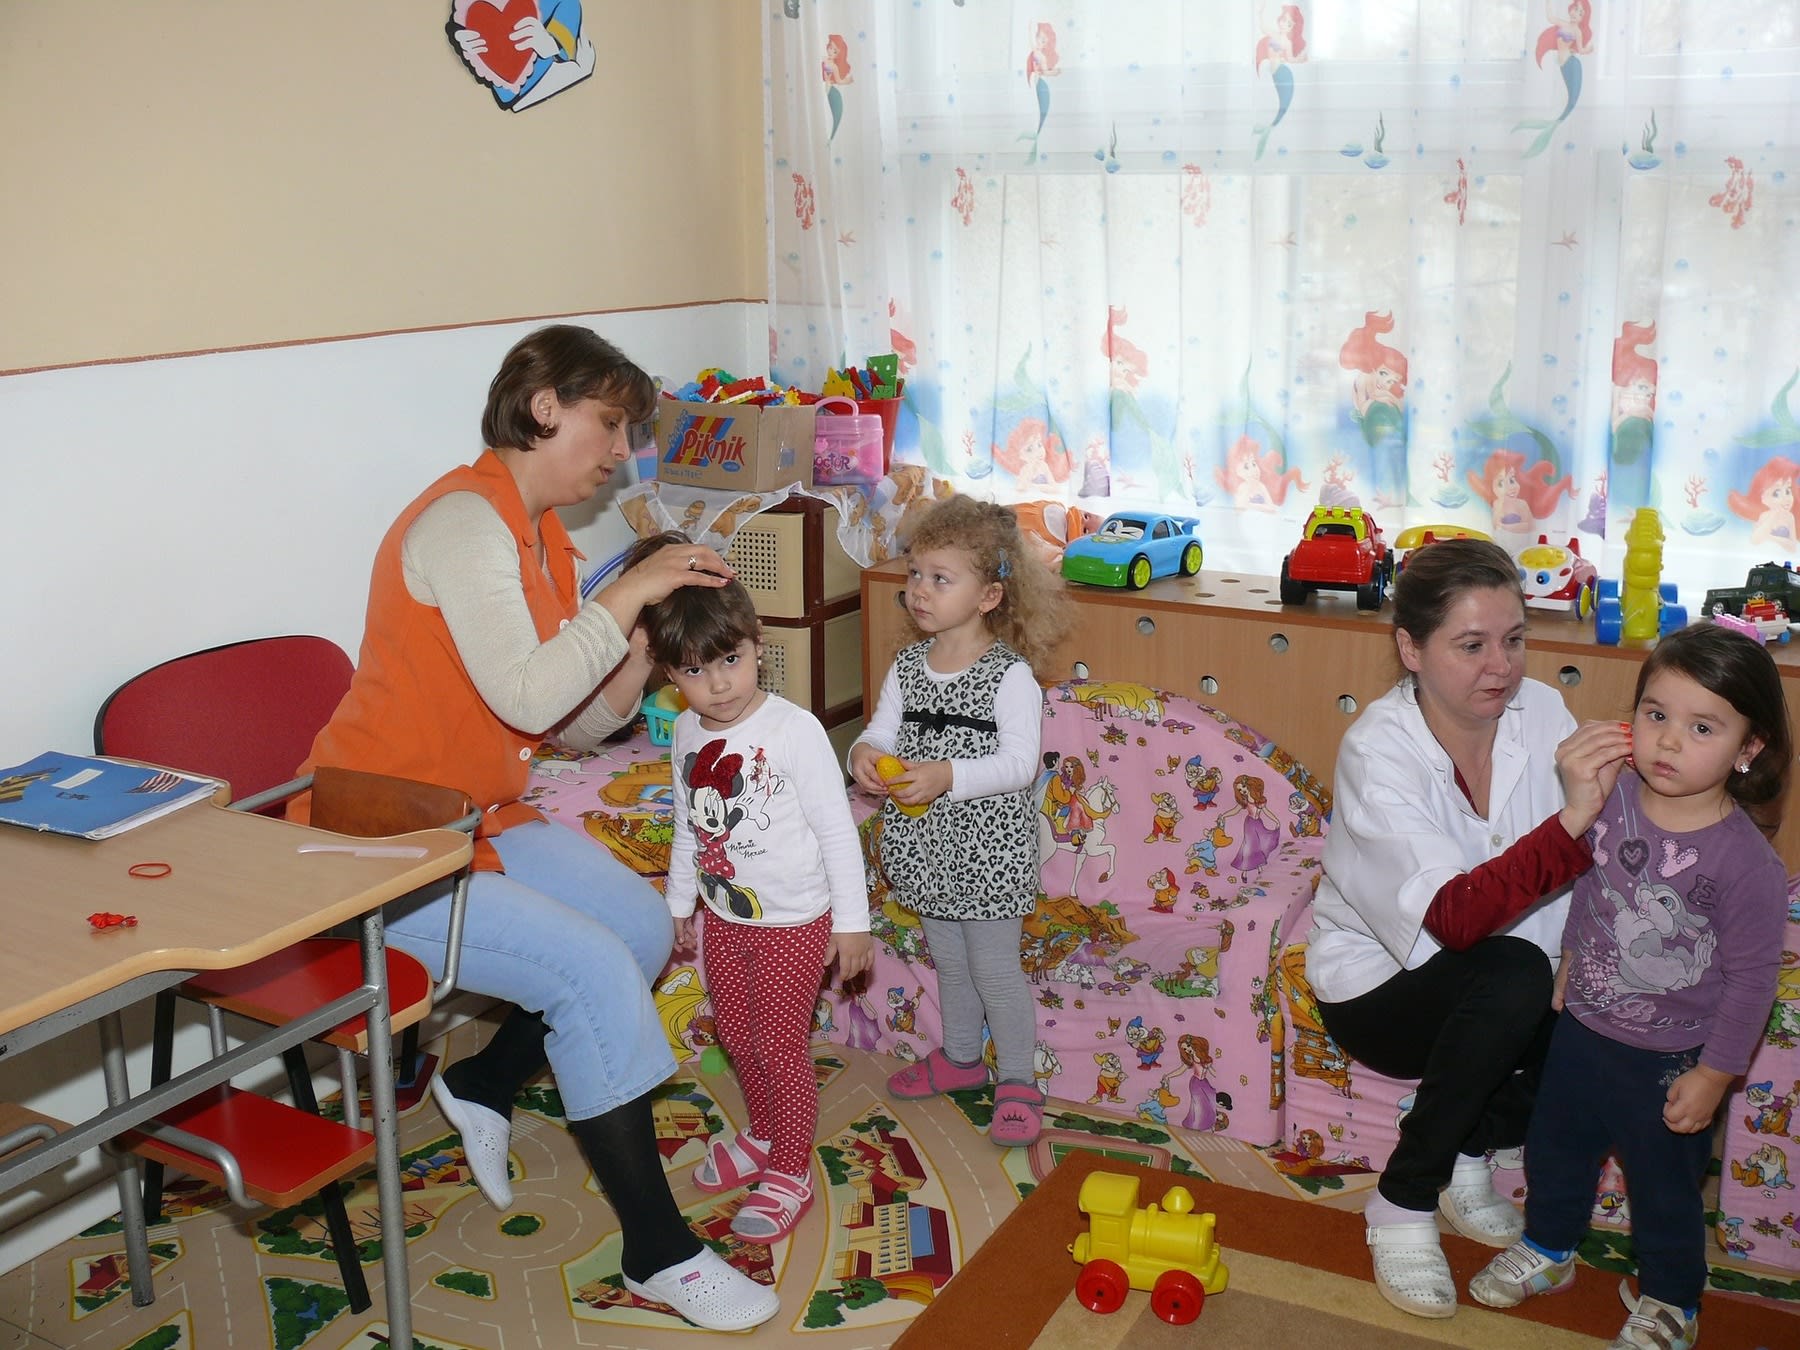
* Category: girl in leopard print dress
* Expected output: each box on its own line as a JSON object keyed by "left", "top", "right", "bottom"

{"left": 848, "top": 497, "right": 1072, "bottom": 1145}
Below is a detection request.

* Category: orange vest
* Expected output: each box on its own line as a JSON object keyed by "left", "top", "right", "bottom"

{"left": 294, "top": 451, "right": 586, "bottom": 868}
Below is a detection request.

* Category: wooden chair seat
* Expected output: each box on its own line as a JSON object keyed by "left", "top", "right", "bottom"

{"left": 182, "top": 939, "right": 434, "bottom": 1055}
{"left": 123, "top": 1086, "right": 375, "bottom": 1208}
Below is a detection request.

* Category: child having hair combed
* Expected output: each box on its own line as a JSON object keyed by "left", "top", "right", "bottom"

{"left": 848, "top": 496, "right": 1073, "bottom": 1145}
{"left": 1468, "top": 621, "right": 1791, "bottom": 1350}
{"left": 628, "top": 531, "right": 873, "bottom": 1244}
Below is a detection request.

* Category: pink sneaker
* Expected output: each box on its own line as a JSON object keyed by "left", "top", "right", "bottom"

{"left": 888, "top": 1048, "right": 990, "bottom": 1099}
{"left": 989, "top": 1082, "right": 1045, "bottom": 1147}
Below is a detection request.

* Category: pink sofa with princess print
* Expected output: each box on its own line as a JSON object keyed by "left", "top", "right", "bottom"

{"left": 850, "top": 678, "right": 1331, "bottom": 1147}
{"left": 521, "top": 679, "right": 1330, "bottom": 1149}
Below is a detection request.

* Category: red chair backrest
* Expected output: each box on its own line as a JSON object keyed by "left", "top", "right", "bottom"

{"left": 94, "top": 636, "right": 353, "bottom": 802}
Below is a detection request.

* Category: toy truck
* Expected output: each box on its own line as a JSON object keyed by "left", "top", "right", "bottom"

{"left": 1070, "top": 1170, "right": 1228, "bottom": 1325}
{"left": 1278, "top": 505, "right": 1392, "bottom": 611}
{"left": 1701, "top": 562, "right": 1800, "bottom": 643}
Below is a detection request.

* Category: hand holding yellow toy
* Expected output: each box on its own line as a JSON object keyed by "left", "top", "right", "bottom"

{"left": 876, "top": 755, "right": 930, "bottom": 817}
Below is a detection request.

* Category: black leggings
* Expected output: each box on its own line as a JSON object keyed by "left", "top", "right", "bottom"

{"left": 446, "top": 1006, "right": 698, "bottom": 1281}
{"left": 1318, "top": 935, "right": 1558, "bottom": 1212}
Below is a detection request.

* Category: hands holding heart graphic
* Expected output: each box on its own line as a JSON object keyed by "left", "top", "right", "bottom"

{"left": 453, "top": 0, "right": 554, "bottom": 91}
{"left": 448, "top": 0, "right": 595, "bottom": 111}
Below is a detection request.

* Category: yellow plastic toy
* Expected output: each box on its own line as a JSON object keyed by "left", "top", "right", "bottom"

{"left": 1622, "top": 507, "right": 1665, "bottom": 641}
{"left": 1594, "top": 507, "right": 1688, "bottom": 645}
{"left": 876, "top": 754, "right": 929, "bottom": 817}
{"left": 1070, "top": 1170, "right": 1228, "bottom": 1325}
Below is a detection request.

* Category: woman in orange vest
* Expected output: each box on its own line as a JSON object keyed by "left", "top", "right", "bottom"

{"left": 301, "top": 325, "right": 777, "bottom": 1331}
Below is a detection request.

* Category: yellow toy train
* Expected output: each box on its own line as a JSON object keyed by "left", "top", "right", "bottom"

{"left": 1069, "top": 1170, "right": 1229, "bottom": 1325}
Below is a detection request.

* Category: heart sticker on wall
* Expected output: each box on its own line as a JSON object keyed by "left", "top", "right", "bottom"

{"left": 463, "top": 0, "right": 538, "bottom": 89}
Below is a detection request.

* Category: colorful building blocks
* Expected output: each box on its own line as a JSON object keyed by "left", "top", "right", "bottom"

{"left": 1070, "top": 1170, "right": 1228, "bottom": 1326}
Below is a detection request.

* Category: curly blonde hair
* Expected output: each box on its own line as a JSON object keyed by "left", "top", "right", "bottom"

{"left": 899, "top": 495, "right": 1074, "bottom": 678}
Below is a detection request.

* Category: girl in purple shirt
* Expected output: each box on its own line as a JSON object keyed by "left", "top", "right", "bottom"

{"left": 1469, "top": 623, "right": 1790, "bottom": 1350}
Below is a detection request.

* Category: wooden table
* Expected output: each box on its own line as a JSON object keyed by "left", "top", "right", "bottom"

{"left": 0, "top": 799, "right": 471, "bottom": 1348}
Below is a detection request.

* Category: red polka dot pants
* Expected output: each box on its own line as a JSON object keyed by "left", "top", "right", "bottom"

{"left": 700, "top": 908, "right": 832, "bottom": 1176}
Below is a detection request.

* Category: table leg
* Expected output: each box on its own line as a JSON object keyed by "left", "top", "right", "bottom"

{"left": 360, "top": 908, "right": 411, "bottom": 1349}
{"left": 98, "top": 1013, "right": 154, "bottom": 1307}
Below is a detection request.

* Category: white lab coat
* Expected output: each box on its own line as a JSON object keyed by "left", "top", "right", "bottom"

{"left": 1307, "top": 677, "right": 1577, "bottom": 1003}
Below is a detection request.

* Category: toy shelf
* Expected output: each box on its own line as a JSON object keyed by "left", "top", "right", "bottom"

{"left": 861, "top": 560, "right": 1800, "bottom": 869}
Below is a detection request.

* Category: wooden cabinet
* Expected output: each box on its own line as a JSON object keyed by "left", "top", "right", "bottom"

{"left": 725, "top": 496, "right": 865, "bottom": 761}
{"left": 862, "top": 559, "right": 1800, "bottom": 866}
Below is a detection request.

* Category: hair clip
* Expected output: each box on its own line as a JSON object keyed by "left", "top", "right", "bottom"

{"left": 996, "top": 547, "right": 1012, "bottom": 580}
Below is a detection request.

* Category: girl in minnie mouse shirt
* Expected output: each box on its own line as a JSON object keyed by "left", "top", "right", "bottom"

{"left": 632, "top": 533, "right": 872, "bottom": 1248}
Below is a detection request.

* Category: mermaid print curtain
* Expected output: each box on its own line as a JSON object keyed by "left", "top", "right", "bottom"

{"left": 765, "top": 2, "right": 1799, "bottom": 592}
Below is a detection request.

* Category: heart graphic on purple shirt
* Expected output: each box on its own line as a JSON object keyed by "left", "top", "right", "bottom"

{"left": 1617, "top": 837, "right": 1650, "bottom": 875}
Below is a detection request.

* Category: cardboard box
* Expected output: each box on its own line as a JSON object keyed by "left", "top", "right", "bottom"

{"left": 653, "top": 400, "right": 815, "bottom": 491}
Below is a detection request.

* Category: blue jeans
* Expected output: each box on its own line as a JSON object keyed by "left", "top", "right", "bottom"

{"left": 386, "top": 820, "right": 675, "bottom": 1121}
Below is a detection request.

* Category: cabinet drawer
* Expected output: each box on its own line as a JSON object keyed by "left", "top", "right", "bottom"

{"left": 761, "top": 610, "right": 863, "bottom": 720}
{"left": 725, "top": 497, "right": 861, "bottom": 620}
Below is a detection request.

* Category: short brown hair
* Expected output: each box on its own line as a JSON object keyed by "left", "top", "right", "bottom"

{"left": 623, "top": 530, "right": 763, "bottom": 669}
{"left": 481, "top": 325, "right": 656, "bottom": 451}
{"left": 1391, "top": 538, "right": 1524, "bottom": 648}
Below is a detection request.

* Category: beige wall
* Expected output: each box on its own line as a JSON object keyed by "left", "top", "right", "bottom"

{"left": 1, "top": 1, "right": 765, "bottom": 371}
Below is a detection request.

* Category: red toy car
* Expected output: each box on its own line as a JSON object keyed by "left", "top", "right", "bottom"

{"left": 1279, "top": 506, "right": 1391, "bottom": 611}
{"left": 1518, "top": 536, "right": 1599, "bottom": 619}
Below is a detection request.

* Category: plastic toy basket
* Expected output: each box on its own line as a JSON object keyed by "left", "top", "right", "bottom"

{"left": 642, "top": 697, "right": 678, "bottom": 746}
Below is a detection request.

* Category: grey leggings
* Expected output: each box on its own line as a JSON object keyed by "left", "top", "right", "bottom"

{"left": 920, "top": 915, "right": 1036, "bottom": 1085}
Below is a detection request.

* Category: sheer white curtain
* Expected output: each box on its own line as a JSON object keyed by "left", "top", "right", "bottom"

{"left": 767, "top": 2, "right": 1799, "bottom": 591}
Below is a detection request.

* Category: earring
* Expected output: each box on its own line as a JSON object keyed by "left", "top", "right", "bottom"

{"left": 1736, "top": 761, "right": 1751, "bottom": 774}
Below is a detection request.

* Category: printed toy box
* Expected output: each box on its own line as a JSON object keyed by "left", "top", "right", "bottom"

{"left": 653, "top": 400, "right": 816, "bottom": 492}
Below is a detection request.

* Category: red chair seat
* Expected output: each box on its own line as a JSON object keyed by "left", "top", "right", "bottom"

{"left": 124, "top": 1085, "right": 376, "bottom": 1208}
{"left": 183, "top": 939, "right": 434, "bottom": 1054}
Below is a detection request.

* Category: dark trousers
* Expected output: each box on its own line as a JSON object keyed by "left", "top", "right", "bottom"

{"left": 1525, "top": 1012, "right": 1712, "bottom": 1310}
{"left": 1319, "top": 935, "right": 1556, "bottom": 1211}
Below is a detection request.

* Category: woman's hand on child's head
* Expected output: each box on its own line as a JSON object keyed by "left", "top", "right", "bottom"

{"left": 626, "top": 622, "right": 652, "bottom": 665}
{"left": 828, "top": 931, "right": 875, "bottom": 986}
{"left": 625, "top": 541, "right": 735, "bottom": 606}
{"left": 1554, "top": 719, "right": 1633, "bottom": 838}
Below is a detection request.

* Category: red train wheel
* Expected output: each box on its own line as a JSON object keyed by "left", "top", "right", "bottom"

{"left": 1150, "top": 1269, "right": 1206, "bottom": 1324}
{"left": 1075, "top": 1258, "right": 1130, "bottom": 1314}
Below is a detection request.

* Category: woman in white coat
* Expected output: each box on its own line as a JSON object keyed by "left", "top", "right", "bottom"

{"left": 1306, "top": 538, "right": 1631, "bottom": 1320}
